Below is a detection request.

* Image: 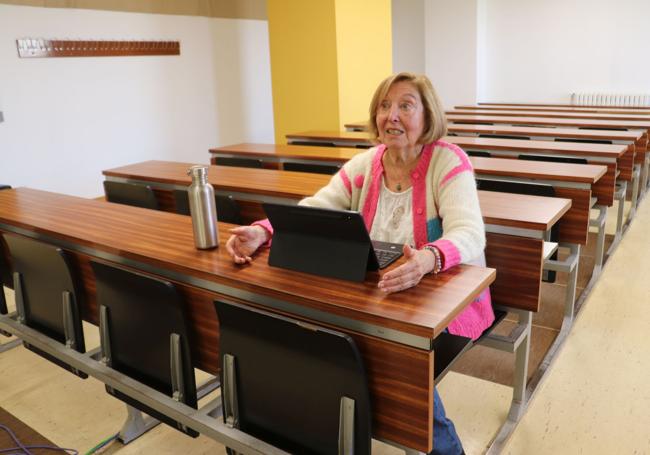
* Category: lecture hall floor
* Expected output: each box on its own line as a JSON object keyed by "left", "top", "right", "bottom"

{"left": 1, "top": 195, "right": 649, "bottom": 454}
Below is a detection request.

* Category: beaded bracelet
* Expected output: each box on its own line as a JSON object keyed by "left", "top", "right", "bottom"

{"left": 423, "top": 245, "right": 442, "bottom": 275}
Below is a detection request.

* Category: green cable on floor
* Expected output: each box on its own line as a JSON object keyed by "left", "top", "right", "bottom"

{"left": 84, "top": 432, "right": 119, "bottom": 455}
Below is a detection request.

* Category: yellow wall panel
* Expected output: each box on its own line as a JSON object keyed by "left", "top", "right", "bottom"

{"left": 267, "top": 0, "right": 341, "bottom": 144}
{"left": 335, "top": 0, "right": 392, "bottom": 129}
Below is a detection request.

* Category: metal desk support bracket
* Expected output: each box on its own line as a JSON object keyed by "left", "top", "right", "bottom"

{"left": 480, "top": 307, "right": 531, "bottom": 422}
{"left": 628, "top": 164, "right": 641, "bottom": 221}
{"left": 589, "top": 205, "right": 607, "bottom": 276}
{"left": 544, "top": 243, "right": 581, "bottom": 334}
{"left": 482, "top": 309, "right": 532, "bottom": 455}
{"left": 12, "top": 272, "right": 26, "bottom": 324}
{"left": 613, "top": 180, "right": 627, "bottom": 244}
{"left": 0, "top": 310, "right": 21, "bottom": 352}
{"left": 641, "top": 154, "right": 650, "bottom": 195}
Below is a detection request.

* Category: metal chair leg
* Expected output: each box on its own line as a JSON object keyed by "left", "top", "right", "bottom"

{"left": 628, "top": 164, "right": 641, "bottom": 222}
{"left": 613, "top": 181, "right": 627, "bottom": 245}
{"left": 118, "top": 405, "right": 160, "bottom": 444}
{"left": 590, "top": 205, "right": 607, "bottom": 277}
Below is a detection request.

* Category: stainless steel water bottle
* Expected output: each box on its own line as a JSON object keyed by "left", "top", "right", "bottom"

{"left": 187, "top": 165, "right": 218, "bottom": 249}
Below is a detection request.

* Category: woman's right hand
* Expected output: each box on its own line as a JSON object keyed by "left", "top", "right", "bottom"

{"left": 225, "top": 225, "right": 270, "bottom": 264}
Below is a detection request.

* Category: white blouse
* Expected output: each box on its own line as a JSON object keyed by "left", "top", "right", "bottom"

{"left": 369, "top": 180, "right": 414, "bottom": 246}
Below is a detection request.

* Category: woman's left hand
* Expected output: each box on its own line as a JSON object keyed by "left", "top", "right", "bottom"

{"left": 378, "top": 244, "right": 436, "bottom": 293}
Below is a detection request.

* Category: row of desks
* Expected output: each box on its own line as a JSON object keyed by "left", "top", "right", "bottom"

{"left": 104, "top": 160, "right": 570, "bottom": 315}
{"left": 281, "top": 106, "right": 649, "bottom": 448}
{"left": 0, "top": 187, "right": 496, "bottom": 451}
{"left": 99, "top": 155, "right": 577, "bottom": 451}
{"left": 208, "top": 143, "right": 605, "bottom": 246}
{"left": 5, "top": 101, "right": 644, "bottom": 452}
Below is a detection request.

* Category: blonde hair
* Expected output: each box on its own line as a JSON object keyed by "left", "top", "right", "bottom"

{"left": 368, "top": 72, "right": 447, "bottom": 144}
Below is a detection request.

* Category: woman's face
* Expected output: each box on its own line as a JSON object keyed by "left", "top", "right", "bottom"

{"left": 376, "top": 81, "right": 425, "bottom": 152}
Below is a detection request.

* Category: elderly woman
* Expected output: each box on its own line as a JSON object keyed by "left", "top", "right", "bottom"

{"left": 226, "top": 72, "right": 493, "bottom": 455}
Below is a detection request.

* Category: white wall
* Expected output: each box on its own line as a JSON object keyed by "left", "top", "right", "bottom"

{"left": 391, "top": 0, "right": 425, "bottom": 74}
{"left": 0, "top": 5, "right": 274, "bottom": 198}
{"left": 479, "top": 0, "right": 650, "bottom": 103}
{"left": 423, "top": 0, "right": 477, "bottom": 108}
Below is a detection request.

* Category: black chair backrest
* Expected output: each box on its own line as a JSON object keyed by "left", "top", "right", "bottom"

{"left": 466, "top": 150, "right": 491, "bottom": 158}
{"left": 478, "top": 134, "right": 530, "bottom": 140}
{"left": 91, "top": 260, "right": 198, "bottom": 437}
{"left": 4, "top": 235, "right": 87, "bottom": 375}
{"left": 578, "top": 127, "right": 626, "bottom": 131}
{"left": 476, "top": 178, "right": 556, "bottom": 198}
{"left": 287, "top": 140, "right": 337, "bottom": 148}
{"left": 103, "top": 181, "right": 159, "bottom": 210}
{"left": 0, "top": 185, "right": 11, "bottom": 315}
{"left": 519, "top": 154, "right": 589, "bottom": 164}
{"left": 283, "top": 162, "right": 341, "bottom": 175}
{"left": 0, "top": 236, "right": 11, "bottom": 316}
{"left": 215, "top": 300, "right": 372, "bottom": 455}
{"left": 172, "top": 190, "right": 242, "bottom": 224}
{"left": 0, "top": 236, "right": 12, "bottom": 289}
{"left": 214, "top": 157, "right": 263, "bottom": 168}
{"left": 554, "top": 137, "right": 612, "bottom": 145}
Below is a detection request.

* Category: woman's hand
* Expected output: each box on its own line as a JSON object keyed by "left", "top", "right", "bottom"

{"left": 225, "top": 225, "right": 270, "bottom": 264}
{"left": 378, "top": 244, "right": 436, "bottom": 293}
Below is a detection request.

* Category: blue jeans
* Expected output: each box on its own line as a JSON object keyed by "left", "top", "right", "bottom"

{"left": 431, "top": 388, "right": 464, "bottom": 455}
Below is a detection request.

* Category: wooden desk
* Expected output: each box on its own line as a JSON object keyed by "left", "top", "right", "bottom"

{"left": 285, "top": 131, "right": 626, "bottom": 199}
{"left": 335, "top": 122, "right": 646, "bottom": 198}
{"left": 447, "top": 108, "right": 650, "bottom": 122}
{"left": 456, "top": 104, "right": 650, "bottom": 116}
{"left": 104, "top": 160, "right": 572, "bottom": 313}
{"left": 0, "top": 187, "right": 495, "bottom": 452}
{"left": 446, "top": 114, "right": 650, "bottom": 195}
{"left": 101, "top": 161, "right": 574, "bottom": 436}
{"left": 210, "top": 143, "right": 607, "bottom": 245}
{"left": 478, "top": 101, "right": 650, "bottom": 110}
{"left": 343, "top": 120, "right": 648, "bottom": 148}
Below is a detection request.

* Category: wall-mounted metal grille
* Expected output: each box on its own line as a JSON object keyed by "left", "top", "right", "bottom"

{"left": 571, "top": 93, "right": 650, "bottom": 107}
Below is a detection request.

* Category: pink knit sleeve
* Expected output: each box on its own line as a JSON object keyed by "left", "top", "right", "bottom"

{"left": 429, "top": 239, "right": 462, "bottom": 271}
{"left": 251, "top": 218, "right": 273, "bottom": 247}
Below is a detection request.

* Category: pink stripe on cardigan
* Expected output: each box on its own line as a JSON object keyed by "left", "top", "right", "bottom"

{"left": 339, "top": 167, "right": 352, "bottom": 195}
{"left": 411, "top": 143, "right": 434, "bottom": 247}
{"left": 438, "top": 140, "right": 474, "bottom": 187}
{"left": 361, "top": 145, "right": 386, "bottom": 231}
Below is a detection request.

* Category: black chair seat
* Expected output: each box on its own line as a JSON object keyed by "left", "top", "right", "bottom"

{"left": 214, "top": 157, "right": 263, "bottom": 168}
{"left": 4, "top": 234, "right": 87, "bottom": 377}
{"left": 433, "top": 332, "right": 473, "bottom": 382}
{"left": 466, "top": 150, "right": 491, "bottom": 157}
{"left": 0, "top": 185, "right": 12, "bottom": 317}
{"left": 91, "top": 260, "right": 199, "bottom": 437}
{"left": 283, "top": 162, "right": 341, "bottom": 175}
{"left": 288, "top": 140, "right": 337, "bottom": 148}
{"left": 518, "top": 154, "right": 589, "bottom": 164}
{"left": 172, "top": 189, "right": 242, "bottom": 224}
{"left": 478, "top": 134, "right": 530, "bottom": 140}
{"left": 215, "top": 300, "right": 371, "bottom": 454}
{"left": 103, "top": 181, "right": 159, "bottom": 210}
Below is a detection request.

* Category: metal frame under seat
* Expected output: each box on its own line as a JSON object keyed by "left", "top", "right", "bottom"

{"left": 0, "top": 311, "right": 288, "bottom": 455}
{"left": 479, "top": 222, "right": 580, "bottom": 452}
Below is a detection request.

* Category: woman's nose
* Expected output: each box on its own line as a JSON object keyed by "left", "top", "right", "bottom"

{"left": 388, "top": 105, "right": 399, "bottom": 122}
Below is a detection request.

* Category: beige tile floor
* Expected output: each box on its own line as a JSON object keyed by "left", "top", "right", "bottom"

{"left": 0, "top": 195, "right": 646, "bottom": 454}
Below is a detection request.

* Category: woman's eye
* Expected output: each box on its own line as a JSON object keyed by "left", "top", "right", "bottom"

{"left": 380, "top": 101, "right": 391, "bottom": 110}
{"left": 400, "top": 102, "right": 413, "bottom": 111}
